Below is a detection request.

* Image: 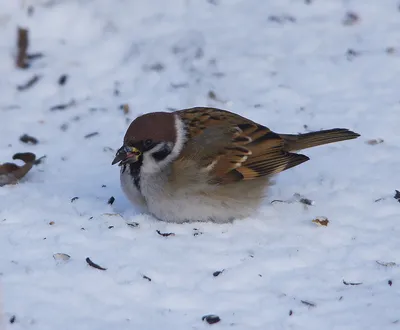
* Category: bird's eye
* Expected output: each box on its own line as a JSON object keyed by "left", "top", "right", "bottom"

{"left": 144, "top": 139, "right": 153, "bottom": 148}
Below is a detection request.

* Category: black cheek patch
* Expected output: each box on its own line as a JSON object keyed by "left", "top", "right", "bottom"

{"left": 152, "top": 145, "right": 171, "bottom": 162}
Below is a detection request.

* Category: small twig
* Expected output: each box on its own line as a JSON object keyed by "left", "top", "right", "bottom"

{"left": 17, "top": 75, "right": 41, "bottom": 91}
{"left": 16, "top": 27, "right": 29, "bottom": 69}
{"left": 85, "top": 257, "right": 107, "bottom": 271}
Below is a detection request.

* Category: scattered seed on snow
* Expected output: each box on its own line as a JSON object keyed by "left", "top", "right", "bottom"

{"left": 343, "top": 280, "right": 362, "bottom": 286}
{"left": 84, "top": 132, "right": 99, "bottom": 139}
{"left": 312, "top": 217, "right": 329, "bottom": 227}
{"left": 366, "top": 138, "right": 384, "bottom": 145}
{"left": 301, "top": 300, "right": 316, "bottom": 307}
{"left": 143, "top": 275, "right": 152, "bottom": 282}
{"left": 58, "top": 74, "right": 68, "bottom": 85}
{"left": 17, "top": 74, "right": 41, "bottom": 91}
{"left": 20, "top": 134, "right": 38, "bottom": 145}
{"left": 85, "top": 257, "right": 107, "bottom": 271}
{"left": 394, "top": 190, "right": 400, "bottom": 203}
{"left": 156, "top": 230, "right": 175, "bottom": 237}
{"left": 53, "top": 253, "right": 71, "bottom": 261}
{"left": 213, "top": 270, "right": 224, "bottom": 277}
{"left": 202, "top": 315, "right": 221, "bottom": 324}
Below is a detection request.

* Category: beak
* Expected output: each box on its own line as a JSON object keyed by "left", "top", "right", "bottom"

{"left": 112, "top": 146, "right": 141, "bottom": 165}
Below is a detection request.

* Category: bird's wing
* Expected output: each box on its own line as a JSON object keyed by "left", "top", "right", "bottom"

{"left": 174, "top": 107, "right": 309, "bottom": 184}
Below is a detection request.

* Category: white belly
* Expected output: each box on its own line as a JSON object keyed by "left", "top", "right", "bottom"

{"left": 121, "top": 166, "right": 266, "bottom": 223}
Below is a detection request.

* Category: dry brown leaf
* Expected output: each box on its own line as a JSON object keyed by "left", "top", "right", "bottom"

{"left": 312, "top": 216, "right": 329, "bottom": 227}
{"left": 0, "top": 152, "right": 36, "bottom": 186}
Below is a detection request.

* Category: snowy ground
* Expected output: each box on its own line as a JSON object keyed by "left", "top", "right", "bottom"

{"left": 1, "top": 0, "right": 400, "bottom": 329}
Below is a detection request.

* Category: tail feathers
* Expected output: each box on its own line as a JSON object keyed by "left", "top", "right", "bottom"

{"left": 281, "top": 128, "right": 360, "bottom": 151}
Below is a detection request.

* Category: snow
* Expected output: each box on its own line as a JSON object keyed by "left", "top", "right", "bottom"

{"left": 1, "top": 0, "right": 400, "bottom": 329}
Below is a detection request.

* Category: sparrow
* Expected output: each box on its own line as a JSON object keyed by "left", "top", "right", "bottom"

{"left": 112, "top": 107, "right": 359, "bottom": 223}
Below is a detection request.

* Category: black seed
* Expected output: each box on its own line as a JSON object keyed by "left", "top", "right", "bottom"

{"left": 107, "top": 196, "right": 115, "bottom": 205}
{"left": 394, "top": 190, "right": 400, "bottom": 202}
{"left": 84, "top": 132, "right": 99, "bottom": 139}
{"left": 213, "top": 270, "right": 224, "bottom": 277}
{"left": 17, "top": 75, "right": 41, "bottom": 91}
{"left": 202, "top": 315, "right": 220, "bottom": 324}
{"left": 143, "top": 275, "right": 152, "bottom": 282}
{"left": 86, "top": 257, "right": 107, "bottom": 271}
{"left": 156, "top": 230, "right": 175, "bottom": 237}
{"left": 343, "top": 279, "right": 362, "bottom": 286}
{"left": 49, "top": 100, "right": 75, "bottom": 111}
{"left": 58, "top": 74, "right": 68, "bottom": 86}
{"left": 301, "top": 300, "right": 316, "bottom": 307}
{"left": 9, "top": 315, "right": 16, "bottom": 324}
{"left": 20, "top": 134, "right": 38, "bottom": 144}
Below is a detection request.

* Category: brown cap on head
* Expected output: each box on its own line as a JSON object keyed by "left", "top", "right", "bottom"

{"left": 123, "top": 112, "right": 176, "bottom": 145}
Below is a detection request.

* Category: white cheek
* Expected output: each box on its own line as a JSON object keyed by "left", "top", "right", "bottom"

{"left": 141, "top": 142, "right": 172, "bottom": 174}
{"left": 141, "top": 151, "right": 162, "bottom": 174}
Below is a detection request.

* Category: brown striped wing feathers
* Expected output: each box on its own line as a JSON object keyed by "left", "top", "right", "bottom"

{"left": 177, "top": 107, "right": 309, "bottom": 184}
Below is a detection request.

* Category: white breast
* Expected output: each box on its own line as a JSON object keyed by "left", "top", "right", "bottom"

{"left": 120, "top": 167, "right": 147, "bottom": 213}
